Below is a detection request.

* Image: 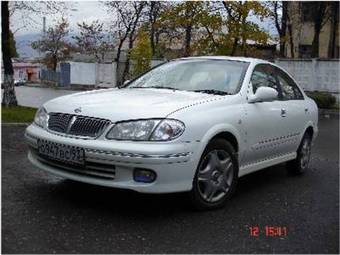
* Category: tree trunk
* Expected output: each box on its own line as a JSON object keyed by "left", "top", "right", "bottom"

{"left": 184, "top": 25, "right": 192, "bottom": 57}
{"left": 280, "top": 2, "right": 288, "bottom": 57}
{"left": 122, "top": 35, "right": 134, "bottom": 83}
{"left": 231, "top": 38, "right": 238, "bottom": 56}
{"left": 149, "top": 2, "right": 156, "bottom": 57}
{"left": 328, "top": 2, "right": 338, "bottom": 58}
{"left": 52, "top": 55, "right": 58, "bottom": 71}
{"left": 1, "top": 1, "right": 18, "bottom": 106}
{"left": 287, "top": 23, "right": 294, "bottom": 58}
{"left": 311, "top": 20, "right": 322, "bottom": 58}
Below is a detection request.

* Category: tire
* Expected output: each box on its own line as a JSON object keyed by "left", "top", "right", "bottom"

{"left": 287, "top": 132, "right": 312, "bottom": 175}
{"left": 189, "top": 138, "right": 239, "bottom": 210}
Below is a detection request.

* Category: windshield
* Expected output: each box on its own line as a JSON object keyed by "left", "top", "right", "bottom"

{"left": 127, "top": 59, "right": 249, "bottom": 94}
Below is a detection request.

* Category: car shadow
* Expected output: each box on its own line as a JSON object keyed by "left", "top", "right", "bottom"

{"left": 42, "top": 163, "right": 295, "bottom": 216}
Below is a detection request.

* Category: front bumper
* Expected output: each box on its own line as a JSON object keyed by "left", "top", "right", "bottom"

{"left": 25, "top": 124, "right": 198, "bottom": 193}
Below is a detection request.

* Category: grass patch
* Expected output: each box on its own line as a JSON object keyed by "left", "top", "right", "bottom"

{"left": 1, "top": 106, "right": 37, "bottom": 123}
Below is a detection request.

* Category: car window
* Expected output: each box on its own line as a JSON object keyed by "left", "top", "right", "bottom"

{"left": 250, "top": 64, "right": 282, "bottom": 98}
{"left": 127, "top": 60, "right": 249, "bottom": 94}
{"left": 274, "top": 67, "right": 304, "bottom": 100}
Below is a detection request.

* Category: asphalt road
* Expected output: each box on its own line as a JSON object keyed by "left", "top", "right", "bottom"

{"left": 2, "top": 116, "right": 339, "bottom": 254}
{"left": 1, "top": 86, "right": 79, "bottom": 108}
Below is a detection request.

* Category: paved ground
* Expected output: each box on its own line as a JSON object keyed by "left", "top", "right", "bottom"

{"left": 2, "top": 116, "right": 339, "bottom": 254}
{"left": 1, "top": 86, "right": 79, "bottom": 108}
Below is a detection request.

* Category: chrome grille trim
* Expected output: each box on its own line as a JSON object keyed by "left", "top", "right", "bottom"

{"left": 47, "top": 113, "right": 112, "bottom": 138}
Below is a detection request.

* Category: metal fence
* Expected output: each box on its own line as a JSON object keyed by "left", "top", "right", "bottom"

{"left": 40, "top": 69, "right": 60, "bottom": 84}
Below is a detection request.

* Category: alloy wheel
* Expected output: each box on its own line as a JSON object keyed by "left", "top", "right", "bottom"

{"left": 197, "top": 149, "right": 234, "bottom": 203}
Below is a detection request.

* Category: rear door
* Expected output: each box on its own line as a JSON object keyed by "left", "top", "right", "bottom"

{"left": 272, "top": 66, "right": 307, "bottom": 153}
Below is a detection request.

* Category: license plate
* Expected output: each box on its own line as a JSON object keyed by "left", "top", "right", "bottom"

{"left": 37, "top": 139, "right": 85, "bottom": 165}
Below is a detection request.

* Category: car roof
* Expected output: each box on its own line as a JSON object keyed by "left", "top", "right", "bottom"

{"left": 177, "top": 56, "right": 269, "bottom": 64}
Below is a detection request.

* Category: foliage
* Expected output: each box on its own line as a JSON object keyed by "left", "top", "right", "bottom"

{"left": 130, "top": 28, "right": 152, "bottom": 77}
{"left": 73, "top": 20, "right": 114, "bottom": 62}
{"left": 306, "top": 91, "right": 337, "bottom": 109}
{"left": 2, "top": 106, "right": 37, "bottom": 123}
{"left": 157, "top": 1, "right": 271, "bottom": 57}
{"left": 31, "top": 18, "right": 71, "bottom": 70}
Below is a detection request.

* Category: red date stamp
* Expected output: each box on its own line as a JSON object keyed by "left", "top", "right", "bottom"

{"left": 249, "top": 226, "right": 288, "bottom": 237}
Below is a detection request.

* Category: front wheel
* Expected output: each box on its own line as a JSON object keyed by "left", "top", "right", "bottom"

{"left": 287, "top": 132, "right": 312, "bottom": 174}
{"left": 189, "top": 138, "right": 238, "bottom": 210}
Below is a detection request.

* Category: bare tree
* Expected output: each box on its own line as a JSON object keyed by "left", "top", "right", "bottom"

{"left": 104, "top": 1, "right": 147, "bottom": 83}
{"left": 2, "top": 1, "right": 67, "bottom": 106}
{"left": 267, "top": 1, "right": 287, "bottom": 57}
{"left": 73, "top": 20, "right": 114, "bottom": 62}
{"left": 31, "top": 18, "right": 71, "bottom": 71}
{"left": 147, "top": 1, "right": 164, "bottom": 57}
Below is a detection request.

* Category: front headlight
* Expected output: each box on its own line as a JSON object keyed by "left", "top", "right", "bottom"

{"left": 34, "top": 107, "right": 49, "bottom": 128}
{"left": 106, "top": 119, "right": 185, "bottom": 141}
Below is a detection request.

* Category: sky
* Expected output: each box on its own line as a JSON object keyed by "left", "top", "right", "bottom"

{"left": 11, "top": 1, "right": 112, "bottom": 36}
{"left": 11, "top": 1, "right": 277, "bottom": 36}
{"left": 10, "top": 1, "right": 278, "bottom": 58}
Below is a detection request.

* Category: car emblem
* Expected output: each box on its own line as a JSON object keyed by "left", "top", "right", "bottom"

{"left": 74, "top": 107, "right": 82, "bottom": 113}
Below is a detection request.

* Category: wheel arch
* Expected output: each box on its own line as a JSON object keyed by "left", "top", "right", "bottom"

{"left": 193, "top": 124, "right": 242, "bottom": 170}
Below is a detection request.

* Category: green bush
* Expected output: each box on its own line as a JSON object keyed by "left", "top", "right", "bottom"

{"left": 305, "top": 91, "right": 337, "bottom": 109}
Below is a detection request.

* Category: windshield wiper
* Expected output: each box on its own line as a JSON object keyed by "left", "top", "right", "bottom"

{"left": 131, "top": 86, "right": 179, "bottom": 90}
{"left": 192, "top": 89, "right": 231, "bottom": 95}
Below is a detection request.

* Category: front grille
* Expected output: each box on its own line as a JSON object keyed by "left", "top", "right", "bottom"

{"left": 48, "top": 113, "right": 111, "bottom": 138}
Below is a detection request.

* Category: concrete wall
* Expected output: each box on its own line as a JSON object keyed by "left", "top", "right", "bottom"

{"left": 70, "top": 62, "right": 96, "bottom": 86}
{"left": 68, "top": 61, "right": 116, "bottom": 87}
{"left": 97, "top": 62, "right": 117, "bottom": 87}
{"left": 275, "top": 59, "right": 340, "bottom": 93}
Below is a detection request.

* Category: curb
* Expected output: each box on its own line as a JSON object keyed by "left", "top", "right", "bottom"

{"left": 2, "top": 123, "right": 30, "bottom": 126}
{"left": 319, "top": 109, "right": 339, "bottom": 119}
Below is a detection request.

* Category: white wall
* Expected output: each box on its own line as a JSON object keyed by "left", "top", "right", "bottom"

{"left": 97, "top": 62, "right": 116, "bottom": 87}
{"left": 275, "top": 59, "right": 340, "bottom": 93}
{"left": 70, "top": 62, "right": 96, "bottom": 86}
{"left": 69, "top": 61, "right": 116, "bottom": 87}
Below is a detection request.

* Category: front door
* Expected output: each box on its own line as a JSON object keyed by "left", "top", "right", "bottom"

{"left": 242, "top": 64, "right": 288, "bottom": 166}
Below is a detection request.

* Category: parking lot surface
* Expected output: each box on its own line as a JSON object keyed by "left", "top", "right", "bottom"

{"left": 2, "top": 116, "right": 339, "bottom": 253}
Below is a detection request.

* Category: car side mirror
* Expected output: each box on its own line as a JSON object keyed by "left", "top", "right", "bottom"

{"left": 123, "top": 80, "right": 130, "bottom": 86}
{"left": 248, "top": 86, "right": 278, "bottom": 103}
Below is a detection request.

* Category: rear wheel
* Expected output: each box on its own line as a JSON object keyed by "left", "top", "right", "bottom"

{"left": 287, "top": 132, "right": 312, "bottom": 174}
{"left": 190, "top": 138, "right": 238, "bottom": 210}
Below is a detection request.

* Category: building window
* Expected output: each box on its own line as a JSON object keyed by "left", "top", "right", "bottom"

{"left": 299, "top": 44, "right": 313, "bottom": 58}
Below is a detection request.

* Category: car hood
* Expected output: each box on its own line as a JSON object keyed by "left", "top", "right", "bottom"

{"left": 44, "top": 88, "right": 217, "bottom": 122}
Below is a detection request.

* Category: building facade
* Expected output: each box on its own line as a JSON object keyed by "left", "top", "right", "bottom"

{"left": 285, "top": 1, "right": 339, "bottom": 59}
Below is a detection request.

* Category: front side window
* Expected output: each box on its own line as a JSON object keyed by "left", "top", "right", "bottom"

{"left": 274, "top": 67, "right": 304, "bottom": 100}
{"left": 127, "top": 60, "right": 249, "bottom": 94}
{"left": 251, "top": 64, "right": 281, "bottom": 97}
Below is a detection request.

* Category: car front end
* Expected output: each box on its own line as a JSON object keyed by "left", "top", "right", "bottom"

{"left": 25, "top": 104, "right": 200, "bottom": 193}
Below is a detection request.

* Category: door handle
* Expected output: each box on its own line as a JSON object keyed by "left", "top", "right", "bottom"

{"left": 281, "top": 108, "right": 286, "bottom": 117}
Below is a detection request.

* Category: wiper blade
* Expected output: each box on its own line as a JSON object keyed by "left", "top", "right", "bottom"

{"left": 132, "top": 86, "right": 179, "bottom": 90}
{"left": 192, "top": 89, "right": 231, "bottom": 95}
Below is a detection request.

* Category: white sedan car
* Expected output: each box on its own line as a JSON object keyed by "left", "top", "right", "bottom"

{"left": 25, "top": 57, "right": 318, "bottom": 210}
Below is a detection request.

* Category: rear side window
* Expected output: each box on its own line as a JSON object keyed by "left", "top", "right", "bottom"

{"left": 274, "top": 67, "right": 304, "bottom": 100}
{"left": 251, "top": 64, "right": 282, "bottom": 97}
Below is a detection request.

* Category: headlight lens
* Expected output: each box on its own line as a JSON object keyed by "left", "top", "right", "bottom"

{"left": 34, "top": 107, "right": 49, "bottom": 128}
{"left": 150, "top": 119, "right": 185, "bottom": 141}
{"left": 106, "top": 119, "right": 185, "bottom": 141}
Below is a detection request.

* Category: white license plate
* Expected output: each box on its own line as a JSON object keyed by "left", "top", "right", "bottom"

{"left": 37, "top": 139, "right": 85, "bottom": 165}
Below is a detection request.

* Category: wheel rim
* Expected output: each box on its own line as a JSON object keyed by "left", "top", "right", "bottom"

{"left": 197, "top": 150, "right": 234, "bottom": 203}
{"left": 300, "top": 137, "right": 312, "bottom": 169}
